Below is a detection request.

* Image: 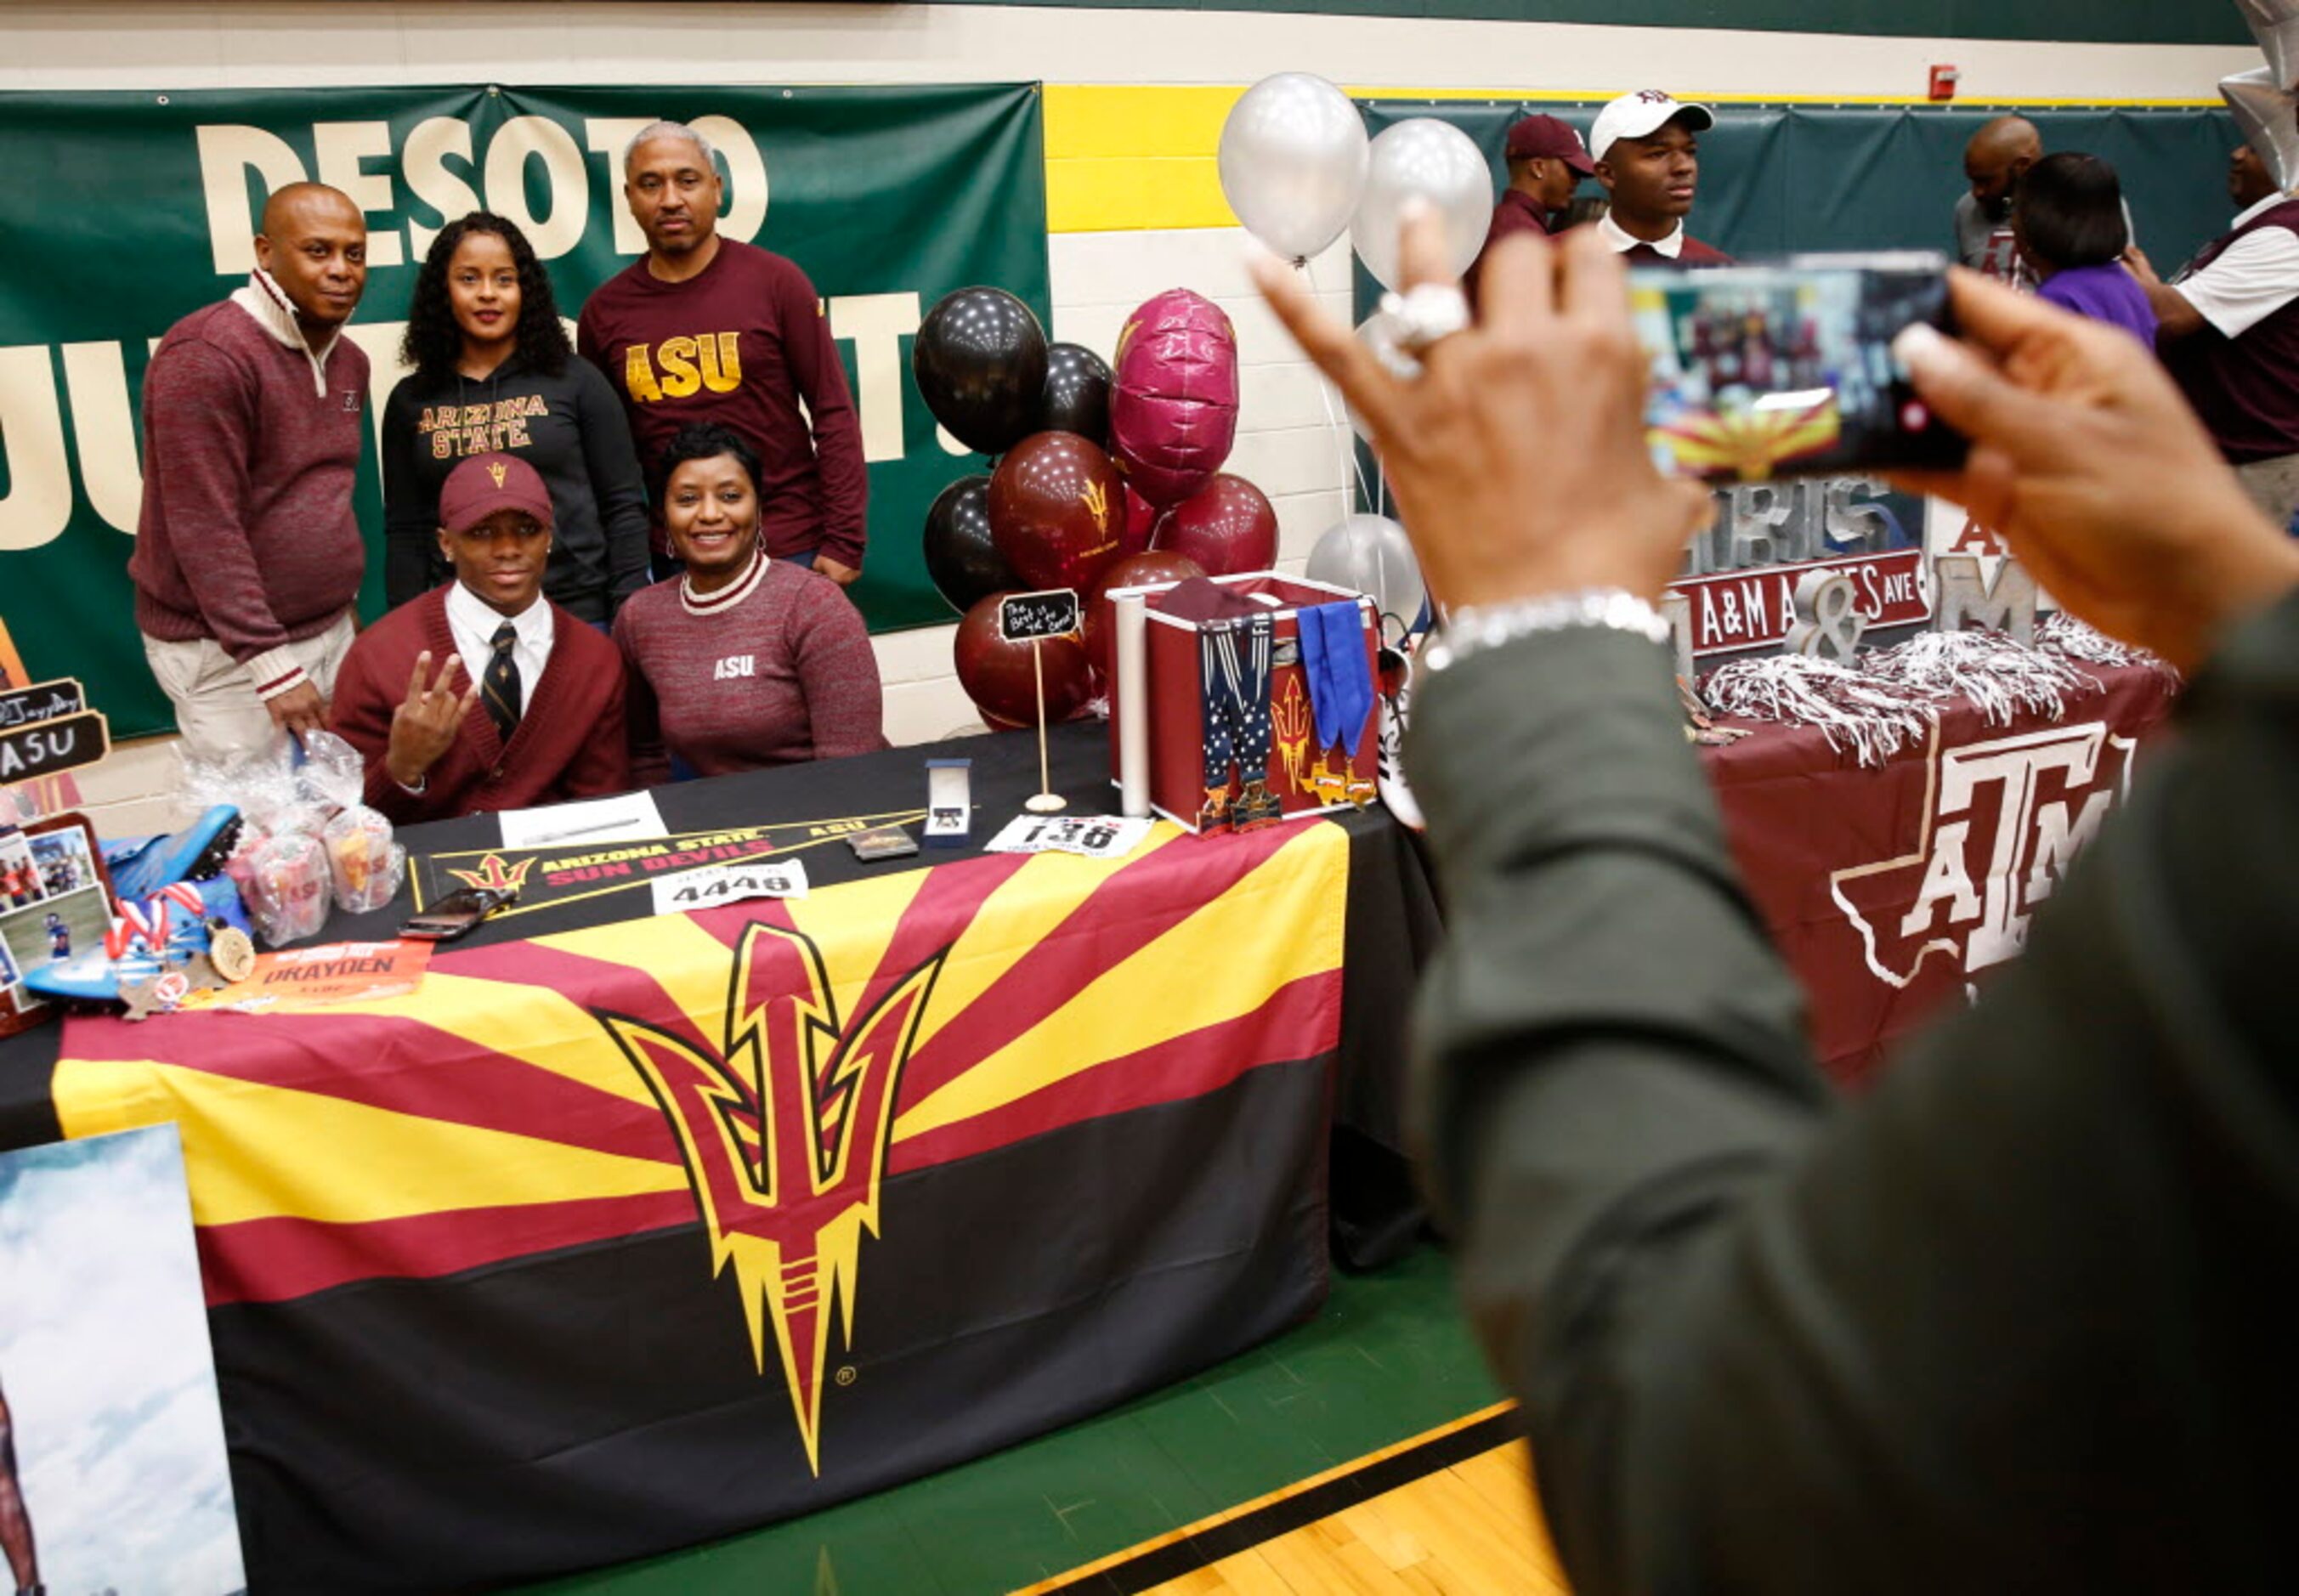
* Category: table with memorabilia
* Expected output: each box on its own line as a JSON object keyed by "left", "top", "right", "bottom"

{"left": 0, "top": 525, "right": 2192, "bottom": 1596}
{"left": 0, "top": 701, "right": 1439, "bottom": 1592}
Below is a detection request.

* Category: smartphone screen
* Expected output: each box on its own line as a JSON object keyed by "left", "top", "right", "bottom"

{"left": 1629, "top": 252, "right": 1966, "bottom": 483}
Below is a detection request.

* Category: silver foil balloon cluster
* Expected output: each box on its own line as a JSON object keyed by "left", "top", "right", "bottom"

{"left": 2228, "top": 1, "right": 2299, "bottom": 190}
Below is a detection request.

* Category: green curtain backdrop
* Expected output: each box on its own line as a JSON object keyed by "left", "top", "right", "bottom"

{"left": 1357, "top": 100, "right": 2243, "bottom": 271}
{"left": 0, "top": 84, "right": 1050, "bottom": 738}
{"left": 1346, "top": 100, "right": 2241, "bottom": 548}
{"left": 921, "top": 0, "right": 2245, "bottom": 44}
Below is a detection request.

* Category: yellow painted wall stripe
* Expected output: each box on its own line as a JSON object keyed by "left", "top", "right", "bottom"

{"left": 1043, "top": 82, "right": 2221, "bottom": 233}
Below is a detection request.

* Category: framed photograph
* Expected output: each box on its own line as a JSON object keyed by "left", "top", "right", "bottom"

{"left": 0, "top": 826, "right": 40, "bottom": 909}
{"left": 0, "top": 812, "right": 113, "bottom": 1039}
{"left": 0, "top": 1124, "right": 249, "bottom": 1593}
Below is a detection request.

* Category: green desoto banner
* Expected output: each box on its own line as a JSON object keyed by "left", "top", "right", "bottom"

{"left": 0, "top": 84, "right": 1050, "bottom": 738}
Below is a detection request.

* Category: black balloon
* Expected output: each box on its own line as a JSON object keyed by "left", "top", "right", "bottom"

{"left": 921, "top": 474, "right": 1016, "bottom": 614}
{"left": 914, "top": 287, "right": 1049, "bottom": 456}
{"left": 1039, "top": 342, "right": 1113, "bottom": 443}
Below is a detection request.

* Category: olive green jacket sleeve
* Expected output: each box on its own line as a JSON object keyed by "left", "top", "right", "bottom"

{"left": 1406, "top": 594, "right": 2299, "bottom": 1594}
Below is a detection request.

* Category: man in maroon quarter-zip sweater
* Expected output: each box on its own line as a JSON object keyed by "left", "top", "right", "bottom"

{"left": 133, "top": 182, "right": 371, "bottom": 763}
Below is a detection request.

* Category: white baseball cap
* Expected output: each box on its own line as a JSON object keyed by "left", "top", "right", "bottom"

{"left": 1589, "top": 90, "right": 1718, "bottom": 165}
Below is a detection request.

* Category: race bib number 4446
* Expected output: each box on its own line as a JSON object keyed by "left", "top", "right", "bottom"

{"left": 650, "top": 859, "right": 811, "bottom": 916}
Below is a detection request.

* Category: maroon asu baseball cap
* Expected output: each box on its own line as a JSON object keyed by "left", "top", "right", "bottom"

{"left": 439, "top": 452, "right": 552, "bottom": 535}
{"left": 1505, "top": 114, "right": 1597, "bottom": 177}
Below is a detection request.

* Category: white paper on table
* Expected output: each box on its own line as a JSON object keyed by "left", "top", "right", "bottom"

{"left": 650, "top": 857, "right": 811, "bottom": 915}
{"left": 496, "top": 791, "right": 668, "bottom": 850}
{"left": 983, "top": 814, "right": 1157, "bottom": 860}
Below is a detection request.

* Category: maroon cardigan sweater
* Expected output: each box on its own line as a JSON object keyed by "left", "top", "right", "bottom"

{"left": 133, "top": 288, "right": 370, "bottom": 695}
{"left": 329, "top": 587, "right": 631, "bottom": 824}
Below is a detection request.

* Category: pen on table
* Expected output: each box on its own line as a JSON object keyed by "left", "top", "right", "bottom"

{"left": 518, "top": 816, "right": 642, "bottom": 845}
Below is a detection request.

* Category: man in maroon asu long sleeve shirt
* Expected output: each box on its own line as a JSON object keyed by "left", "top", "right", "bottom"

{"left": 133, "top": 183, "right": 371, "bottom": 762}
{"left": 578, "top": 120, "right": 869, "bottom": 586}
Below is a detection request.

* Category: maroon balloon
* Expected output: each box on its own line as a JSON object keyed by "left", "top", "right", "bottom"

{"left": 988, "top": 431, "right": 1126, "bottom": 591}
{"left": 1119, "top": 482, "right": 1159, "bottom": 558}
{"left": 1083, "top": 550, "right": 1207, "bottom": 683}
{"left": 954, "top": 591, "right": 1096, "bottom": 728}
{"left": 1152, "top": 473, "right": 1277, "bottom": 576}
{"left": 1110, "top": 288, "right": 1241, "bottom": 507}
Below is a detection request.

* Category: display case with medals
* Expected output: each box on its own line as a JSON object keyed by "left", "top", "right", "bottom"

{"left": 1102, "top": 571, "right": 1380, "bottom": 835}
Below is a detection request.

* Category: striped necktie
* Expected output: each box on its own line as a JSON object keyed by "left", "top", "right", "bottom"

{"left": 482, "top": 619, "right": 522, "bottom": 744}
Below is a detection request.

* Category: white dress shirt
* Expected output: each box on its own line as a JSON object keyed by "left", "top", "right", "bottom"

{"left": 2176, "top": 192, "right": 2299, "bottom": 339}
{"left": 1600, "top": 212, "right": 1685, "bottom": 258}
{"left": 445, "top": 580, "right": 554, "bottom": 711}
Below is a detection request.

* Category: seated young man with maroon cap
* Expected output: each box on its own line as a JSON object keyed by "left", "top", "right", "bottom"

{"left": 1588, "top": 90, "right": 1734, "bottom": 268}
{"left": 331, "top": 453, "right": 631, "bottom": 823}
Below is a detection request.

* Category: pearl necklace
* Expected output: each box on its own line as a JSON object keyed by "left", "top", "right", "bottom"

{"left": 679, "top": 547, "right": 768, "bottom": 618}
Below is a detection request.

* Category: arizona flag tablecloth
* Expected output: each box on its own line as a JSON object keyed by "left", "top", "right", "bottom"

{"left": 50, "top": 819, "right": 1350, "bottom": 1592}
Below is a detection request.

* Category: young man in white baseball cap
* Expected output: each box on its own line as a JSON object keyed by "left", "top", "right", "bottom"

{"left": 1589, "top": 90, "right": 1734, "bottom": 267}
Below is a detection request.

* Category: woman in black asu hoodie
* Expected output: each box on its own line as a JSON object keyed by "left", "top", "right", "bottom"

{"left": 382, "top": 212, "right": 651, "bottom": 625}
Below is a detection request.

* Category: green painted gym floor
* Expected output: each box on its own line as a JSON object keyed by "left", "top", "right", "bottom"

{"left": 513, "top": 1242, "right": 1498, "bottom": 1595}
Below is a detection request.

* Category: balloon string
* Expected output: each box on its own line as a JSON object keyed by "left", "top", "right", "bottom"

{"left": 1294, "top": 260, "right": 1378, "bottom": 519}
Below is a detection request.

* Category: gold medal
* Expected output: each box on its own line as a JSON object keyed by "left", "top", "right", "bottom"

{"left": 208, "top": 925, "right": 257, "bottom": 983}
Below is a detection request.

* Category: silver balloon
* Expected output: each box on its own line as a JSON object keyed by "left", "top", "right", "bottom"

{"left": 2224, "top": 66, "right": 2299, "bottom": 193}
{"left": 1218, "top": 73, "right": 1371, "bottom": 263}
{"left": 1351, "top": 118, "right": 1494, "bottom": 292}
{"left": 2238, "top": 0, "right": 2299, "bottom": 93}
{"left": 1306, "top": 513, "right": 1425, "bottom": 624}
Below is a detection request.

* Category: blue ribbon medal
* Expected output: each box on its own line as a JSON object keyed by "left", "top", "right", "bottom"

{"left": 1296, "top": 602, "right": 1379, "bottom": 806}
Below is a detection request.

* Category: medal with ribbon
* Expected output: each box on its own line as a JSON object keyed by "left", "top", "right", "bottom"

{"left": 1198, "top": 614, "right": 1283, "bottom": 831}
{"left": 1198, "top": 620, "right": 1239, "bottom": 829}
{"left": 1297, "top": 601, "right": 1378, "bottom": 805}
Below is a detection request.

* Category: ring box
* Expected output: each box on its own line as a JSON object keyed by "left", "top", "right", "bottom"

{"left": 924, "top": 758, "right": 972, "bottom": 847}
{"left": 1103, "top": 572, "right": 1379, "bottom": 835}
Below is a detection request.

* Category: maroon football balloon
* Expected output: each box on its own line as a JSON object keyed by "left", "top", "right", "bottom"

{"left": 954, "top": 591, "right": 1096, "bottom": 728}
{"left": 1151, "top": 473, "right": 1278, "bottom": 575}
{"left": 1110, "top": 288, "right": 1241, "bottom": 507}
{"left": 1083, "top": 550, "right": 1207, "bottom": 683}
{"left": 988, "top": 431, "right": 1126, "bottom": 591}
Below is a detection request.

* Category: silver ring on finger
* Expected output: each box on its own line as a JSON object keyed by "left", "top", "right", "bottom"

{"left": 1380, "top": 283, "right": 1471, "bottom": 356}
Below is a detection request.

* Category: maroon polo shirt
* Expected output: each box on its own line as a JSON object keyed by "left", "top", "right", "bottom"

{"left": 1621, "top": 235, "right": 1736, "bottom": 269}
{"left": 1466, "top": 190, "right": 1556, "bottom": 311}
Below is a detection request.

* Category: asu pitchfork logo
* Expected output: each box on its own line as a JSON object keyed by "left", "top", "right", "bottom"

{"left": 598, "top": 922, "right": 948, "bottom": 1474}
{"left": 445, "top": 852, "right": 536, "bottom": 896}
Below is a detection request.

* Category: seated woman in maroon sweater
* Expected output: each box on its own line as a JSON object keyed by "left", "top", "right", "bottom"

{"left": 331, "top": 452, "right": 631, "bottom": 822}
{"left": 614, "top": 424, "right": 886, "bottom": 783}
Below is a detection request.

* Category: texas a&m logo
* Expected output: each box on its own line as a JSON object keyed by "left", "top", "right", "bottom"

{"left": 1830, "top": 722, "right": 2137, "bottom": 988}
{"left": 598, "top": 922, "right": 946, "bottom": 1474}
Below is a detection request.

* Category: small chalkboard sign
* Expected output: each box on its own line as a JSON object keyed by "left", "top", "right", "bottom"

{"left": 999, "top": 588, "right": 1082, "bottom": 643}
{"left": 0, "top": 708, "right": 110, "bottom": 784}
{"left": 0, "top": 676, "right": 86, "bottom": 731}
